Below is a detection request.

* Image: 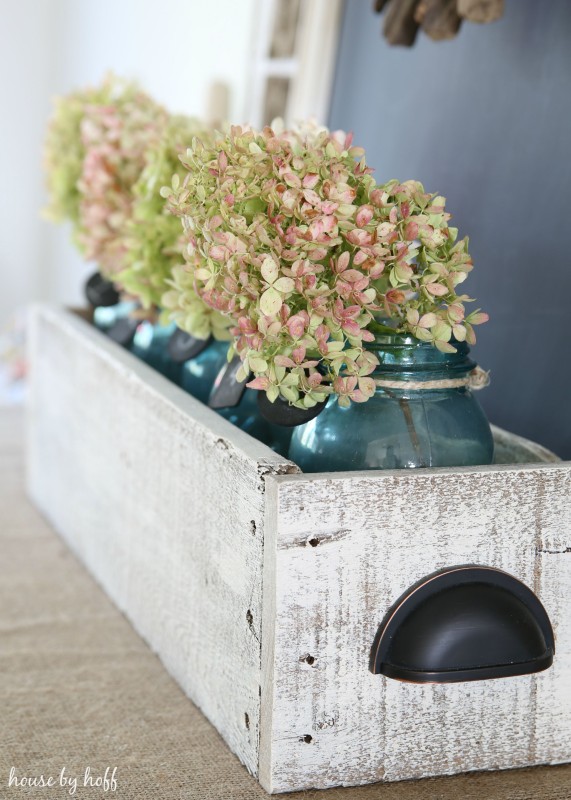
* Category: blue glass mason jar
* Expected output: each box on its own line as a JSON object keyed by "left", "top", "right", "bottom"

{"left": 217, "top": 389, "right": 292, "bottom": 456}
{"left": 288, "top": 333, "right": 494, "bottom": 472}
{"left": 208, "top": 360, "right": 292, "bottom": 456}
{"left": 131, "top": 319, "right": 182, "bottom": 383}
{"left": 86, "top": 271, "right": 137, "bottom": 335}
{"left": 181, "top": 339, "right": 230, "bottom": 403}
{"left": 93, "top": 300, "right": 138, "bottom": 333}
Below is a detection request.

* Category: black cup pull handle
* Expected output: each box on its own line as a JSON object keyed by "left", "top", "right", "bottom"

{"left": 370, "top": 565, "right": 555, "bottom": 683}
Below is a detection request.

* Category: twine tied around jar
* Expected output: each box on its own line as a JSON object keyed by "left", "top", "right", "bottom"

{"left": 374, "top": 366, "right": 491, "bottom": 391}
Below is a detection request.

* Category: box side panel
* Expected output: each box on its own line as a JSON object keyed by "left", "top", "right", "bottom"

{"left": 26, "top": 306, "right": 297, "bottom": 776}
{"left": 259, "top": 478, "right": 279, "bottom": 792}
{"left": 266, "top": 464, "right": 571, "bottom": 792}
{"left": 535, "top": 521, "right": 571, "bottom": 764}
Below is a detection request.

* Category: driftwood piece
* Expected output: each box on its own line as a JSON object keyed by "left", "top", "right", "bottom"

{"left": 415, "top": 0, "right": 462, "bottom": 40}
{"left": 458, "top": 0, "right": 504, "bottom": 23}
{"left": 382, "top": 0, "right": 421, "bottom": 47}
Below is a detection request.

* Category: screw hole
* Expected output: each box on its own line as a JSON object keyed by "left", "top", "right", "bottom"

{"left": 302, "top": 734, "right": 313, "bottom": 744}
{"left": 308, "top": 538, "right": 320, "bottom": 547}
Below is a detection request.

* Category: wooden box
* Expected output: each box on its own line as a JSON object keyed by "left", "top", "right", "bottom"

{"left": 26, "top": 305, "right": 571, "bottom": 794}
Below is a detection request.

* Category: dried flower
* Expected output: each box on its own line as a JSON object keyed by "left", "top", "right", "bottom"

{"left": 163, "top": 122, "right": 487, "bottom": 407}
{"left": 370, "top": 179, "right": 488, "bottom": 352}
{"left": 76, "top": 80, "right": 168, "bottom": 276}
{"left": 115, "top": 115, "right": 228, "bottom": 334}
{"left": 43, "top": 75, "right": 124, "bottom": 230}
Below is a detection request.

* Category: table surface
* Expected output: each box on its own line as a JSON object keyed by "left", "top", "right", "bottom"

{"left": 1, "top": 407, "right": 570, "bottom": 800}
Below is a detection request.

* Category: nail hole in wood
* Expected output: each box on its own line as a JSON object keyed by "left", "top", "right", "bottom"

{"left": 300, "top": 654, "right": 315, "bottom": 665}
{"left": 308, "top": 538, "right": 320, "bottom": 548}
{"left": 244, "top": 713, "right": 250, "bottom": 730}
{"left": 302, "top": 734, "right": 313, "bottom": 744}
{"left": 246, "top": 609, "right": 253, "bottom": 625}
{"left": 250, "top": 520, "right": 257, "bottom": 535}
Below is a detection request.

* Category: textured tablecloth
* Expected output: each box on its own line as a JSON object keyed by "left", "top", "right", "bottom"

{"left": 1, "top": 407, "right": 570, "bottom": 800}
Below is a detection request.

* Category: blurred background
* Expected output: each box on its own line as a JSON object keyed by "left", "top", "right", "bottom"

{"left": 1, "top": 0, "right": 569, "bottom": 455}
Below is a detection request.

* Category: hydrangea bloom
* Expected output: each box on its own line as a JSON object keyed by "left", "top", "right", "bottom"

{"left": 43, "top": 75, "right": 123, "bottom": 229}
{"left": 163, "top": 122, "right": 487, "bottom": 408}
{"left": 113, "top": 115, "right": 225, "bottom": 334}
{"left": 368, "top": 179, "right": 488, "bottom": 351}
{"left": 162, "top": 260, "right": 234, "bottom": 341}
{"left": 76, "top": 83, "right": 168, "bottom": 277}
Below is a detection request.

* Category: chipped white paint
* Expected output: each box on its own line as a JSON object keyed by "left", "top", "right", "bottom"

{"left": 27, "top": 306, "right": 571, "bottom": 794}
{"left": 260, "top": 464, "right": 571, "bottom": 792}
{"left": 26, "top": 305, "right": 299, "bottom": 777}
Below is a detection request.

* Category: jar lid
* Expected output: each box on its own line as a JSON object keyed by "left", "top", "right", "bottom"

{"left": 84, "top": 271, "right": 120, "bottom": 308}
{"left": 107, "top": 317, "right": 139, "bottom": 348}
{"left": 257, "top": 393, "right": 328, "bottom": 427}
{"left": 209, "top": 357, "right": 248, "bottom": 409}
{"left": 168, "top": 329, "right": 212, "bottom": 363}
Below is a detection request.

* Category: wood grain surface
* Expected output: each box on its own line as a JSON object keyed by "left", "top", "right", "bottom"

{"left": 261, "top": 464, "right": 571, "bottom": 791}
{"left": 26, "top": 305, "right": 298, "bottom": 778}
{"left": 3, "top": 406, "right": 570, "bottom": 798}
{"left": 25, "top": 306, "right": 571, "bottom": 794}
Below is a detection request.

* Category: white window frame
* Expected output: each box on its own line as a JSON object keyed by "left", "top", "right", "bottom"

{"left": 246, "top": 0, "right": 345, "bottom": 129}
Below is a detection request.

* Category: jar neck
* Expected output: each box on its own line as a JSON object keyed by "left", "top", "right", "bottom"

{"left": 365, "top": 333, "right": 476, "bottom": 380}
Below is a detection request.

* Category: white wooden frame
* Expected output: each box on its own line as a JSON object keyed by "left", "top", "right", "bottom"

{"left": 246, "top": 0, "right": 345, "bottom": 128}
{"left": 27, "top": 306, "right": 571, "bottom": 794}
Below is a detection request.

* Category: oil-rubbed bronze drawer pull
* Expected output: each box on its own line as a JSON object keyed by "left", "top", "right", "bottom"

{"left": 370, "top": 565, "right": 555, "bottom": 683}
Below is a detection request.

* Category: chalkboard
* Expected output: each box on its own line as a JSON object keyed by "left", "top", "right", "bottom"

{"left": 329, "top": 0, "right": 571, "bottom": 457}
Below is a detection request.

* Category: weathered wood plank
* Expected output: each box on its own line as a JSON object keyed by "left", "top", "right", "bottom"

{"left": 26, "top": 305, "right": 298, "bottom": 777}
{"left": 26, "top": 305, "right": 570, "bottom": 794}
{"left": 261, "top": 463, "right": 571, "bottom": 792}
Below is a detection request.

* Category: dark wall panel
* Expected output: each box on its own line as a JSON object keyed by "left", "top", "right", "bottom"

{"left": 329, "top": 0, "right": 571, "bottom": 457}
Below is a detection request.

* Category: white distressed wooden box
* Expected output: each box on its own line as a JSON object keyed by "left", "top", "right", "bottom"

{"left": 26, "top": 305, "right": 571, "bottom": 794}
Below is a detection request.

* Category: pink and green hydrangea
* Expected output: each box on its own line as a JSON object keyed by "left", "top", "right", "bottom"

{"left": 76, "top": 83, "right": 168, "bottom": 277}
{"left": 43, "top": 74, "right": 128, "bottom": 230}
{"left": 163, "top": 121, "right": 488, "bottom": 408}
{"left": 115, "top": 114, "right": 230, "bottom": 343}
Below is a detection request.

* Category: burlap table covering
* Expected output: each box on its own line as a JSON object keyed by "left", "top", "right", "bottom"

{"left": 1, "top": 408, "right": 570, "bottom": 800}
